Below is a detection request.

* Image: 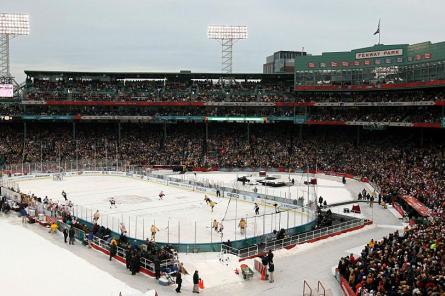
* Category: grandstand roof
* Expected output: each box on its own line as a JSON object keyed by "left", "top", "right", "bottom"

{"left": 24, "top": 70, "right": 293, "bottom": 82}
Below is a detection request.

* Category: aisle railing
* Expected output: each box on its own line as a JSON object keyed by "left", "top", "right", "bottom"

{"left": 221, "top": 218, "right": 366, "bottom": 258}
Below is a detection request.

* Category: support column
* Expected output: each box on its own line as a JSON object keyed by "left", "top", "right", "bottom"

{"left": 161, "top": 122, "right": 167, "bottom": 150}
{"left": 117, "top": 122, "right": 121, "bottom": 146}
{"left": 356, "top": 126, "right": 360, "bottom": 146}
{"left": 299, "top": 125, "right": 303, "bottom": 141}
{"left": 117, "top": 122, "right": 121, "bottom": 169}
{"left": 247, "top": 123, "right": 250, "bottom": 142}
{"left": 22, "top": 121, "right": 27, "bottom": 165}
{"left": 72, "top": 121, "right": 76, "bottom": 140}
{"left": 420, "top": 128, "right": 424, "bottom": 147}
{"left": 204, "top": 122, "right": 208, "bottom": 154}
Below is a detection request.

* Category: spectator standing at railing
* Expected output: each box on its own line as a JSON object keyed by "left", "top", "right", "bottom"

{"left": 125, "top": 247, "right": 132, "bottom": 270}
{"left": 268, "top": 262, "right": 275, "bottom": 283}
{"left": 68, "top": 226, "right": 75, "bottom": 245}
{"left": 109, "top": 239, "right": 117, "bottom": 261}
{"left": 267, "top": 249, "right": 274, "bottom": 264}
{"left": 19, "top": 205, "right": 28, "bottom": 224}
{"left": 63, "top": 228, "right": 68, "bottom": 243}
{"left": 49, "top": 222, "right": 58, "bottom": 234}
{"left": 87, "top": 230, "right": 94, "bottom": 248}
{"left": 154, "top": 258, "right": 161, "bottom": 280}
{"left": 130, "top": 250, "right": 140, "bottom": 275}
{"left": 175, "top": 270, "right": 182, "bottom": 293}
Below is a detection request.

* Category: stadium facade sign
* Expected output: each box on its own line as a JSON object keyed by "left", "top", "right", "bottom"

{"left": 315, "top": 101, "right": 435, "bottom": 107}
{"left": 355, "top": 49, "right": 403, "bottom": 59}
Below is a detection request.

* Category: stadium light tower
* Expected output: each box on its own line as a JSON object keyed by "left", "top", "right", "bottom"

{"left": 0, "top": 13, "right": 30, "bottom": 85}
{"left": 208, "top": 25, "right": 248, "bottom": 74}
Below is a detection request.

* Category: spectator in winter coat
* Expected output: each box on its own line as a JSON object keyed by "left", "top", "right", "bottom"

{"left": 193, "top": 270, "right": 200, "bottom": 293}
{"left": 130, "top": 251, "right": 140, "bottom": 275}
{"left": 109, "top": 239, "right": 117, "bottom": 261}
{"left": 20, "top": 206, "right": 28, "bottom": 223}
{"left": 154, "top": 258, "right": 161, "bottom": 279}
{"left": 49, "top": 222, "right": 58, "bottom": 234}
{"left": 175, "top": 271, "right": 182, "bottom": 293}
{"left": 87, "top": 231, "right": 94, "bottom": 248}
{"left": 268, "top": 262, "right": 275, "bottom": 283}
{"left": 125, "top": 247, "right": 132, "bottom": 270}
{"left": 267, "top": 249, "right": 274, "bottom": 264}
{"left": 68, "top": 226, "right": 75, "bottom": 245}
{"left": 63, "top": 228, "right": 68, "bottom": 243}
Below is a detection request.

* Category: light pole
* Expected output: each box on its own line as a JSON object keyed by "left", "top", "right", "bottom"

{"left": 207, "top": 25, "right": 248, "bottom": 74}
{"left": 0, "top": 13, "right": 29, "bottom": 94}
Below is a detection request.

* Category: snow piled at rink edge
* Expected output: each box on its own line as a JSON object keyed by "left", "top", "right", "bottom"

{"left": 0, "top": 217, "right": 140, "bottom": 296}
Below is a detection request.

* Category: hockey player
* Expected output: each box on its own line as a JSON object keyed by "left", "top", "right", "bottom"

{"left": 209, "top": 200, "right": 217, "bottom": 213}
{"left": 109, "top": 197, "right": 116, "bottom": 208}
{"left": 218, "top": 222, "right": 224, "bottom": 237}
{"left": 93, "top": 210, "right": 100, "bottom": 223}
{"left": 238, "top": 218, "right": 247, "bottom": 235}
{"left": 62, "top": 190, "right": 67, "bottom": 201}
{"left": 159, "top": 191, "right": 165, "bottom": 200}
{"left": 212, "top": 219, "right": 219, "bottom": 231}
{"left": 273, "top": 203, "right": 279, "bottom": 213}
{"left": 120, "top": 223, "right": 127, "bottom": 235}
{"left": 151, "top": 224, "right": 160, "bottom": 241}
{"left": 254, "top": 203, "right": 260, "bottom": 215}
{"left": 204, "top": 195, "right": 211, "bottom": 204}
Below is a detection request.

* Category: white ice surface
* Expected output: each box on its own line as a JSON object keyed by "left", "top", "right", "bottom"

{"left": 15, "top": 175, "right": 310, "bottom": 243}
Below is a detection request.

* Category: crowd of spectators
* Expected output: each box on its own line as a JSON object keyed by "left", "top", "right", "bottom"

{"left": 24, "top": 79, "right": 294, "bottom": 103}
{"left": 22, "top": 78, "right": 445, "bottom": 103}
{"left": 338, "top": 217, "right": 444, "bottom": 295}
{"left": 308, "top": 107, "right": 442, "bottom": 123}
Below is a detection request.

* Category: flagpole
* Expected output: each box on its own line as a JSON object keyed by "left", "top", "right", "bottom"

{"left": 379, "top": 19, "right": 381, "bottom": 45}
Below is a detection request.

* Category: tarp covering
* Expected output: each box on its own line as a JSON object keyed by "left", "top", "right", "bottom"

{"left": 401, "top": 195, "right": 431, "bottom": 217}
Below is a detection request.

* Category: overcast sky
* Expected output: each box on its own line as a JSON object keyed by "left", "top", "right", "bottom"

{"left": 3, "top": 0, "right": 445, "bottom": 82}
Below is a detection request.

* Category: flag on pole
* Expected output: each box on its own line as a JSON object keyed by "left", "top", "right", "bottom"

{"left": 374, "top": 19, "right": 380, "bottom": 35}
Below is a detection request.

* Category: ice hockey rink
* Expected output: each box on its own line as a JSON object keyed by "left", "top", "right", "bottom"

{"left": 14, "top": 174, "right": 309, "bottom": 243}
{"left": 14, "top": 171, "right": 370, "bottom": 244}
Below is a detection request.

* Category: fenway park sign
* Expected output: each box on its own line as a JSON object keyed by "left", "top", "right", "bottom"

{"left": 355, "top": 49, "right": 403, "bottom": 59}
